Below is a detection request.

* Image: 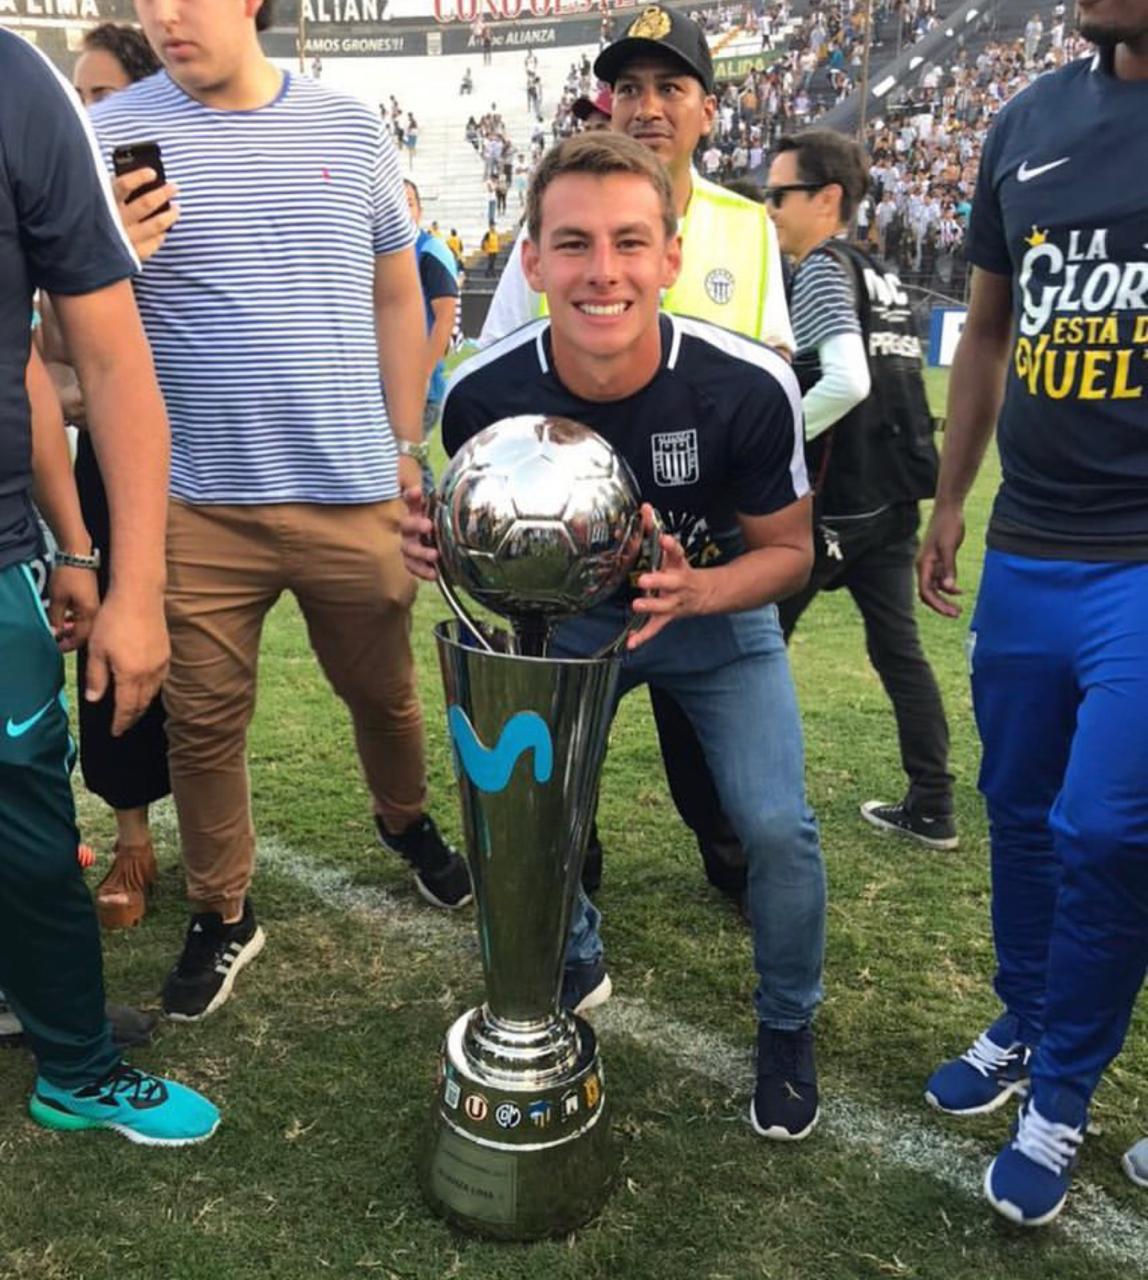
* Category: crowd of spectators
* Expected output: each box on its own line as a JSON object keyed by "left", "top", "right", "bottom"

{"left": 442, "top": 0, "right": 1086, "bottom": 298}
{"left": 860, "top": 11, "right": 1087, "bottom": 291}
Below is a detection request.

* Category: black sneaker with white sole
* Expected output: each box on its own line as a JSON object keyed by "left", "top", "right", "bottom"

{"left": 860, "top": 800, "right": 958, "bottom": 851}
{"left": 375, "top": 814, "right": 472, "bottom": 910}
{"left": 162, "top": 900, "right": 265, "bottom": 1021}
{"left": 750, "top": 1024, "right": 820, "bottom": 1141}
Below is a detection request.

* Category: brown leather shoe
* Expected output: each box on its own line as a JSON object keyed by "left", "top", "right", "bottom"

{"left": 95, "top": 841, "right": 158, "bottom": 930}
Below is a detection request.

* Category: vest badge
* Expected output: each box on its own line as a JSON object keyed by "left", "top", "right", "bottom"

{"left": 704, "top": 267, "right": 735, "bottom": 305}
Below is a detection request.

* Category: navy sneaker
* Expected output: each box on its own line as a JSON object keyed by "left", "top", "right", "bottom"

{"left": 560, "top": 959, "right": 612, "bottom": 1015}
{"left": 750, "top": 1024, "right": 819, "bottom": 1141}
{"left": 29, "top": 1062, "right": 219, "bottom": 1147}
{"left": 984, "top": 1091, "right": 1085, "bottom": 1227}
{"left": 925, "top": 1013, "right": 1032, "bottom": 1115}
{"left": 376, "top": 814, "right": 472, "bottom": 911}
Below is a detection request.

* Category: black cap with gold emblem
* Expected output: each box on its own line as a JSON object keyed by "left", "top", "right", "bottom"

{"left": 593, "top": 6, "right": 716, "bottom": 95}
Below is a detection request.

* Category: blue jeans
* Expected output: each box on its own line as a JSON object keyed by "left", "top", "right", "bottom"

{"left": 971, "top": 551, "right": 1148, "bottom": 1107}
{"left": 554, "top": 602, "right": 826, "bottom": 1029}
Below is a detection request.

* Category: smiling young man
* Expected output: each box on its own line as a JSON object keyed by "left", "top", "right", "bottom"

{"left": 482, "top": 4, "right": 793, "bottom": 910}
{"left": 404, "top": 133, "right": 828, "bottom": 1142}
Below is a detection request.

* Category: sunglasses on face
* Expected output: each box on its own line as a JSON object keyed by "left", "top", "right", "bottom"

{"left": 764, "top": 182, "right": 826, "bottom": 208}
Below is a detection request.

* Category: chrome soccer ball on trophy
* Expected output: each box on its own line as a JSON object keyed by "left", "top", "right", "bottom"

{"left": 433, "top": 414, "right": 644, "bottom": 640}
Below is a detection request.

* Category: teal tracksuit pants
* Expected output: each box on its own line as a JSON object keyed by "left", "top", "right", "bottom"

{"left": 0, "top": 560, "right": 116, "bottom": 1088}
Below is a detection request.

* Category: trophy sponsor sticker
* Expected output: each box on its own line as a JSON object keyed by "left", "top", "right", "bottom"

{"left": 583, "top": 1072, "right": 602, "bottom": 1110}
{"left": 560, "top": 1090, "right": 580, "bottom": 1121}
{"left": 527, "top": 1100, "right": 553, "bottom": 1128}
{"left": 444, "top": 1078, "right": 461, "bottom": 1110}
{"left": 464, "top": 1093, "right": 489, "bottom": 1122}
{"left": 494, "top": 1102, "right": 522, "bottom": 1129}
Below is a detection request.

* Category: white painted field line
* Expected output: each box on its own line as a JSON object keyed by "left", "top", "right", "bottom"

{"left": 155, "top": 824, "right": 1148, "bottom": 1268}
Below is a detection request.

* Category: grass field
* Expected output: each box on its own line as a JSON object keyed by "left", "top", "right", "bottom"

{"left": 1, "top": 370, "right": 1145, "bottom": 1280}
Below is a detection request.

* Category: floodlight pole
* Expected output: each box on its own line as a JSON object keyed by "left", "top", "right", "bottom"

{"left": 298, "top": 1, "right": 307, "bottom": 73}
{"left": 857, "top": 0, "right": 875, "bottom": 142}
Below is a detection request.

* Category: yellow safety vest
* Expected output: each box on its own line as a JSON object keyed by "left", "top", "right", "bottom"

{"left": 538, "top": 173, "right": 773, "bottom": 341}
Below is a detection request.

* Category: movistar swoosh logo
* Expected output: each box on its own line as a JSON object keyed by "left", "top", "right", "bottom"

{"left": 1017, "top": 157, "right": 1070, "bottom": 183}
{"left": 447, "top": 706, "right": 553, "bottom": 793}
{"left": 5, "top": 698, "right": 54, "bottom": 739}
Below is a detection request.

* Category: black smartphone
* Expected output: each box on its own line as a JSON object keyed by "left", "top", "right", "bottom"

{"left": 112, "top": 141, "right": 170, "bottom": 216}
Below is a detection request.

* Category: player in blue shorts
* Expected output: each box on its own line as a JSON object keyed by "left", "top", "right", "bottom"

{"left": 402, "top": 132, "right": 828, "bottom": 1141}
{"left": 918, "top": 4, "right": 1148, "bottom": 1226}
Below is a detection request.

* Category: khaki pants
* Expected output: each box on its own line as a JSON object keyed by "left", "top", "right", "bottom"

{"left": 164, "top": 499, "right": 426, "bottom": 918}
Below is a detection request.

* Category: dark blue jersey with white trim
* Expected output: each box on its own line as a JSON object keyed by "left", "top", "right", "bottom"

{"left": 967, "top": 51, "right": 1148, "bottom": 559}
{"left": 442, "top": 313, "right": 807, "bottom": 570}
{"left": 0, "top": 30, "right": 136, "bottom": 572}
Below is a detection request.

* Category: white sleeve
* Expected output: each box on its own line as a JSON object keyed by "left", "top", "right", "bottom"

{"left": 759, "top": 219, "right": 796, "bottom": 352}
{"left": 803, "top": 331, "right": 871, "bottom": 441}
{"left": 478, "top": 227, "right": 537, "bottom": 347}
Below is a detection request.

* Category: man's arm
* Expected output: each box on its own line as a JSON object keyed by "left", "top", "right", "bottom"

{"left": 478, "top": 228, "right": 535, "bottom": 346}
{"left": 26, "top": 347, "right": 99, "bottom": 652}
{"left": 760, "top": 214, "right": 796, "bottom": 352}
{"left": 629, "top": 498, "right": 813, "bottom": 648}
{"left": 51, "top": 280, "right": 170, "bottom": 734}
{"left": 917, "top": 266, "right": 1012, "bottom": 616}
{"left": 374, "top": 246, "right": 430, "bottom": 493}
{"left": 802, "top": 332, "right": 871, "bottom": 439}
{"left": 426, "top": 296, "right": 458, "bottom": 386}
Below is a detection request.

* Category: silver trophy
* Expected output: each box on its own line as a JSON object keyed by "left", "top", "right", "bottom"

{"left": 422, "top": 415, "right": 649, "bottom": 1239}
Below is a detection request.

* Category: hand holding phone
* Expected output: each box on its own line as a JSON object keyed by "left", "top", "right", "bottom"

{"left": 110, "top": 141, "right": 180, "bottom": 263}
{"left": 112, "top": 141, "right": 170, "bottom": 214}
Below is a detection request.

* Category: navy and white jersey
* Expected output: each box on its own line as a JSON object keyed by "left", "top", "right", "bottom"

{"left": 92, "top": 71, "right": 415, "bottom": 506}
{"left": 968, "top": 50, "right": 1148, "bottom": 559}
{"left": 0, "top": 31, "right": 136, "bottom": 573}
{"left": 442, "top": 314, "right": 807, "bottom": 569}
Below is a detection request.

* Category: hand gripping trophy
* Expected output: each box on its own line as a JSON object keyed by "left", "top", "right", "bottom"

{"left": 421, "top": 414, "right": 653, "bottom": 1239}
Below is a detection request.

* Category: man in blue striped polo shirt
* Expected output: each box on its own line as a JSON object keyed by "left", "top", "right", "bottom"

{"left": 92, "top": 0, "right": 470, "bottom": 1023}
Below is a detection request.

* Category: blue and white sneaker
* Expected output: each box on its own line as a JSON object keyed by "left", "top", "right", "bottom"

{"left": 1122, "top": 1137, "right": 1148, "bottom": 1188}
{"left": 984, "top": 1091, "right": 1085, "bottom": 1226}
{"left": 29, "top": 1063, "right": 220, "bottom": 1147}
{"left": 925, "top": 1013, "right": 1032, "bottom": 1116}
{"left": 560, "top": 959, "right": 612, "bottom": 1015}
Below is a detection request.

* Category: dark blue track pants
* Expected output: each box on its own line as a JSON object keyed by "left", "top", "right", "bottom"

{"left": 971, "top": 550, "right": 1148, "bottom": 1109}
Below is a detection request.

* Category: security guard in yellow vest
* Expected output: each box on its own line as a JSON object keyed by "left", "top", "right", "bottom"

{"left": 481, "top": 6, "right": 793, "bottom": 353}
{"left": 479, "top": 6, "right": 794, "bottom": 903}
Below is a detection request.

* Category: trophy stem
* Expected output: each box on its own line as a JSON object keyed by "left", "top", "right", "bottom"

{"left": 422, "top": 620, "right": 621, "bottom": 1238}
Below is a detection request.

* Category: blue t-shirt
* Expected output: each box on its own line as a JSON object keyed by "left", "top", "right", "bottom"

{"left": 92, "top": 71, "right": 415, "bottom": 506}
{"left": 416, "top": 229, "right": 460, "bottom": 405}
{"left": 443, "top": 313, "right": 807, "bottom": 571}
{"left": 967, "top": 51, "right": 1148, "bottom": 559}
{"left": 0, "top": 31, "right": 136, "bottom": 572}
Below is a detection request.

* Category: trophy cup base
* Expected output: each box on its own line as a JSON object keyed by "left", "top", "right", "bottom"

{"left": 421, "top": 1011, "right": 616, "bottom": 1239}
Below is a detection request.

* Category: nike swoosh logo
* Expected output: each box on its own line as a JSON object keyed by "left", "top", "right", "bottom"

{"left": 447, "top": 706, "right": 553, "bottom": 794}
{"left": 5, "top": 698, "right": 54, "bottom": 739}
{"left": 1017, "top": 157, "right": 1070, "bottom": 182}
